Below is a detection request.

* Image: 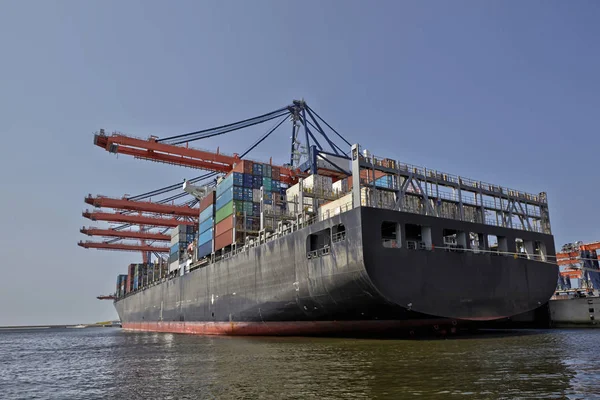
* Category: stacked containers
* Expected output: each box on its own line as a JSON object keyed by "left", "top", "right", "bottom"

{"left": 198, "top": 191, "right": 215, "bottom": 259}
{"left": 169, "top": 224, "right": 197, "bottom": 272}
{"left": 116, "top": 274, "right": 127, "bottom": 298}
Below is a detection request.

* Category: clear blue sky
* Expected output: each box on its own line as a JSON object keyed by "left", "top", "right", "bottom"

{"left": 1, "top": 1, "right": 598, "bottom": 325}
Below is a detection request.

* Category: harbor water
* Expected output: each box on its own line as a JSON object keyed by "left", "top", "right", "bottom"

{"left": 1, "top": 328, "right": 599, "bottom": 399}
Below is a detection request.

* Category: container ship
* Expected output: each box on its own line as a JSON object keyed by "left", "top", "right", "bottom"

{"left": 83, "top": 100, "right": 559, "bottom": 336}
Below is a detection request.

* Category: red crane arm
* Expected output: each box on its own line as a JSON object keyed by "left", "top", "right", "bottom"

{"left": 95, "top": 133, "right": 238, "bottom": 172}
{"left": 94, "top": 132, "right": 299, "bottom": 184}
{"left": 80, "top": 227, "right": 170, "bottom": 241}
{"left": 78, "top": 241, "right": 169, "bottom": 253}
{"left": 85, "top": 195, "right": 199, "bottom": 217}
{"left": 82, "top": 210, "right": 195, "bottom": 227}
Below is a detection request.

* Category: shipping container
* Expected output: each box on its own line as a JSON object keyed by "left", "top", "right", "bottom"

{"left": 271, "top": 166, "right": 280, "bottom": 180}
{"left": 199, "top": 228, "right": 213, "bottom": 245}
{"left": 243, "top": 188, "right": 253, "bottom": 202}
{"left": 199, "top": 217, "right": 214, "bottom": 234}
{"left": 243, "top": 174, "right": 253, "bottom": 188}
{"left": 272, "top": 180, "right": 280, "bottom": 192}
{"left": 375, "top": 175, "right": 394, "bottom": 189}
{"left": 252, "top": 189, "right": 261, "bottom": 202}
{"left": 252, "top": 163, "right": 263, "bottom": 176}
{"left": 215, "top": 230, "right": 247, "bottom": 250}
{"left": 264, "top": 192, "right": 273, "bottom": 204}
{"left": 263, "top": 164, "right": 272, "bottom": 177}
{"left": 262, "top": 177, "right": 272, "bottom": 191}
{"left": 232, "top": 159, "right": 254, "bottom": 174}
{"left": 252, "top": 203, "right": 261, "bottom": 216}
{"left": 216, "top": 173, "right": 234, "bottom": 197}
{"left": 216, "top": 187, "right": 233, "bottom": 210}
{"left": 199, "top": 206, "right": 214, "bottom": 223}
{"left": 215, "top": 215, "right": 234, "bottom": 236}
{"left": 215, "top": 229, "right": 233, "bottom": 251}
{"left": 197, "top": 241, "right": 212, "bottom": 259}
{"left": 252, "top": 175, "right": 262, "bottom": 189}
{"left": 199, "top": 190, "right": 215, "bottom": 212}
{"left": 232, "top": 172, "right": 244, "bottom": 187}
{"left": 215, "top": 201, "right": 233, "bottom": 223}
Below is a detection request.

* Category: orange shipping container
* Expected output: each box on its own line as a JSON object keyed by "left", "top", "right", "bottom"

{"left": 214, "top": 229, "right": 234, "bottom": 251}
{"left": 232, "top": 160, "right": 254, "bottom": 174}
{"left": 215, "top": 215, "right": 234, "bottom": 236}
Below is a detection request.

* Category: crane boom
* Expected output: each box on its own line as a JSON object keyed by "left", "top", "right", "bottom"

{"left": 80, "top": 227, "right": 170, "bottom": 241}
{"left": 84, "top": 195, "right": 199, "bottom": 217}
{"left": 93, "top": 132, "right": 298, "bottom": 184}
{"left": 82, "top": 210, "right": 195, "bottom": 227}
{"left": 78, "top": 241, "right": 169, "bottom": 252}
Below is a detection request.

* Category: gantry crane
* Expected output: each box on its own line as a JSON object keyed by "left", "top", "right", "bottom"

{"left": 556, "top": 241, "right": 600, "bottom": 287}
{"left": 81, "top": 100, "right": 352, "bottom": 262}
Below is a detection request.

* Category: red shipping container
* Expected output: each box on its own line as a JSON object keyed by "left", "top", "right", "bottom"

{"left": 200, "top": 191, "right": 215, "bottom": 212}
{"left": 215, "top": 215, "right": 234, "bottom": 237}
{"left": 126, "top": 275, "right": 131, "bottom": 294}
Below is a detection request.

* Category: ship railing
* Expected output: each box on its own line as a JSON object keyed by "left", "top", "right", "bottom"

{"left": 306, "top": 245, "right": 331, "bottom": 259}
{"left": 365, "top": 152, "right": 546, "bottom": 205}
{"left": 382, "top": 239, "right": 400, "bottom": 248}
{"left": 332, "top": 231, "right": 347, "bottom": 243}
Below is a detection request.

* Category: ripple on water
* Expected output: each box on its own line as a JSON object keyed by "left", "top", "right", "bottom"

{"left": 1, "top": 329, "right": 600, "bottom": 399}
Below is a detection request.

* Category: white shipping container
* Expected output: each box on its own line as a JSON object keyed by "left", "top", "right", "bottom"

{"left": 253, "top": 189, "right": 261, "bottom": 202}
{"left": 333, "top": 179, "right": 349, "bottom": 195}
{"left": 169, "top": 260, "right": 179, "bottom": 273}
{"left": 318, "top": 193, "right": 352, "bottom": 220}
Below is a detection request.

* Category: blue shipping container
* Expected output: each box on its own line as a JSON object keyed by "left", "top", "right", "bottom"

{"left": 252, "top": 176, "right": 261, "bottom": 189}
{"left": 199, "top": 228, "right": 213, "bottom": 245}
{"left": 199, "top": 206, "right": 214, "bottom": 222}
{"left": 271, "top": 180, "right": 280, "bottom": 192}
{"left": 197, "top": 241, "right": 212, "bottom": 259}
{"left": 232, "top": 172, "right": 244, "bottom": 187}
{"left": 199, "top": 217, "right": 213, "bottom": 233}
{"left": 170, "top": 243, "right": 184, "bottom": 255}
{"left": 252, "top": 163, "right": 263, "bottom": 176}
{"left": 243, "top": 174, "right": 253, "bottom": 187}
{"left": 216, "top": 173, "right": 234, "bottom": 196}
{"left": 243, "top": 188, "right": 253, "bottom": 202}
{"left": 216, "top": 188, "right": 233, "bottom": 210}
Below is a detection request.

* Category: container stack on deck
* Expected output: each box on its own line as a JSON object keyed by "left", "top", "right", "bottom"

{"left": 116, "top": 274, "right": 127, "bottom": 298}
{"left": 169, "top": 225, "right": 197, "bottom": 272}
{"left": 198, "top": 191, "right": 215, "bottom": 260}
{"left": 286, "top": 174, "right": 334, "bottom": 213}
{"left": 213, "top": 160, "right": 284, "bottom": 251}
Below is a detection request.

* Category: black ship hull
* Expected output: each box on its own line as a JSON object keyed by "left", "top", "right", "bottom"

{"left": 115, "top": 207, "right": 558, "bottom": 336}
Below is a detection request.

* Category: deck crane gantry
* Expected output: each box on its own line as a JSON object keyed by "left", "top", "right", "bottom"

{"left": 556, "top": 241, "right": 600, "bottom": 290}
{"left": 81, "top": 100, "right": 352, "bottom": 261}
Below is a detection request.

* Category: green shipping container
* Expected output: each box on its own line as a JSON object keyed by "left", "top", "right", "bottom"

{"left": 243, "top": 201, "right": 253, "bottom": 214}
{"left": 215, "top": 200, "right": 245, "bottom": 223}
{"left": 233, "top": 200, "right": 244, "bottom": 214}
{"left": 215, "top": 201, "right": 233, "bottom": 223}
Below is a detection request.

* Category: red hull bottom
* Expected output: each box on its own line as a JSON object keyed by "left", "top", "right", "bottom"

{"left": 122, "top": 319, "right": 460, "bottom": 336}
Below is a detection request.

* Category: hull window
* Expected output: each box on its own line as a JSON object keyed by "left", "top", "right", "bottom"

{"left": 332, "top": 224, "right": 346, "bottom": 243}
{"left": 307, "top": 228, "right": 331, "bottom": 259}
{"left": 405, "top": 224, "right": 432, "bottom": 250}
{"left": 381, "top": 221, "right": 400, "bottom": 248}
